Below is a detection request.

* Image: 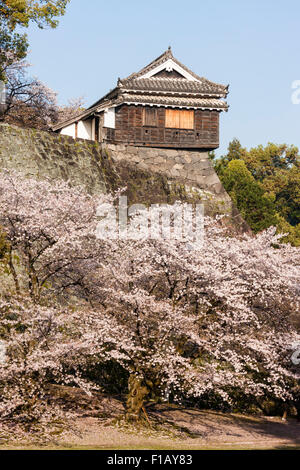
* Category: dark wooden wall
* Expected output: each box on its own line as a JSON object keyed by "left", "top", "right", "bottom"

{"left": 104, "top": 105, "right": 219, "bottom": 149}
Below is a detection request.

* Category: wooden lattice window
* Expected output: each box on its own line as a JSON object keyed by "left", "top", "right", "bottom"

{"left": 165, "top": 109, "right": 194, "bottom": 129}
{"left": 143, "top": 107, "right": 158, "bottom": 127}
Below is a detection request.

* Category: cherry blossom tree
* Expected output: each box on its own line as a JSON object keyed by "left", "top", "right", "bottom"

{"left": 1, "top": 57, "right": 86, "bottom": 130}
{"left": 81, "top": 221, "right": 300, "bottom": 419}
{"left": 0, "top": 170, "right": 299, "bottom": 428}
{"left": 57, "top": 96, "right": 86, "bottom": 125}
{"left": 0, "top": 170, "right": 112, "bottom": 302}
{"left": 0, "top": 296, "right": 77, "bottom": 439}
{"left": 1, "top": 59, "right": 58, "bottom": 129}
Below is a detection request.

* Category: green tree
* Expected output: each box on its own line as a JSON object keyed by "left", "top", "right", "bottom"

{"left": 214, "top": 138, "right": 247, "bottom": 175}
{"left": 244, "top": 143, "right": 298, "bottom": 180}
{"left": 0, "top": 0, "right": 69, "bottom": 29}
{"left": 221, "top": 160, "right": 278, "bottom": 233}
{"left": 226, "top": 137, "right": 247, "bottom": 162}
{"left": 275, "top": 216, "right": 300, "bottom": 247}
{"left": 214, "top": 139, "right": 300, "bottom": 245}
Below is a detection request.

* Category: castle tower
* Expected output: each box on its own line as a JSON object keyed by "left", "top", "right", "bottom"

{"left": 53, "top": 48, "right": 229, "bottom": 151}
{"left": 52, "top": 50, "right": 232, "bottom": 209}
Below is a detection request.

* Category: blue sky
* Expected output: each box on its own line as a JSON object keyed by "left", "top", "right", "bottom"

{"left": 26, "top": 0, "right": 300, "bottom": 155}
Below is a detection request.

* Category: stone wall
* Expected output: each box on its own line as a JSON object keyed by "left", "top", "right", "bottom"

{"left": 0, "top": 124, "right": 106, "bottom": 194}
{"left": 106, "top": 143, "right": 227, "bottom": 202}
{"left": 0, "top": 123, "right": 247, "bottom": 229}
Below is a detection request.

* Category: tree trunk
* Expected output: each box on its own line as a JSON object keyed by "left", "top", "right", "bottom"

{"left": 8, "top": 247, "right": 20, "bottom": 295}
{"left": 125, "top": 375, "right": 150, "bottom": 422}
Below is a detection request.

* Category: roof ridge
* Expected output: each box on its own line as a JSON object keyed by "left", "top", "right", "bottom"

{"left": 121, "top": 50, "right": 228, "bottom": 92}
{"left": 124, "top": 48, "right": 173, "bottom": 81}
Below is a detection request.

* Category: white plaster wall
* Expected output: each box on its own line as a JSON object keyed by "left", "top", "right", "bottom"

{"left": 78, "top": 120, "right": 92, "bottom": 140}
{"left": 104, "top": 108, "right": 115, "bottom": 129}
{"left": 60, "top": 120, "right": 93, "bottom": 140}
{"left": 60, "top": 123, "right": 76, "bottom": 138}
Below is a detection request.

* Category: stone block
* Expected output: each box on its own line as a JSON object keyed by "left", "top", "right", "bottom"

{"left": 126, "top": 146, "right": 138, "bottom": 155}
{"left": 153, "top": 156, "right": 166, "bottom": 164}
{"left": 164, "top": 149, "right": 178, "bottom": 158}
{"left": 183, "top": 155, "right": 192, "bottom": 164}
{"left": 172, "top": 163, "right": 184, "bottom": 171}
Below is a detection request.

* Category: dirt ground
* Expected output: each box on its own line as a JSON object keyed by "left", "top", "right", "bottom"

{"left": 58, "top": 406, "right": 300, "bottom": 450}
{"left": 1, "top": 391, "right": 300, "bottom": 450}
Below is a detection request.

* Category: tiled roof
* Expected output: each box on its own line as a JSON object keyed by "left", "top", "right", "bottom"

{"left": 123, "top": 48, "right": 228, "bottom": 94}
{"left": 124, "top": 48, "right": 174, "bottom": 81}
{"left": 118, "top": 93, "right": 228, "bottom": 110}
{"left": 120, "top": 78, "right": 227, "bottom": 96}
{"left": 53, "top": 49, "right": 229, "bottom": 131}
